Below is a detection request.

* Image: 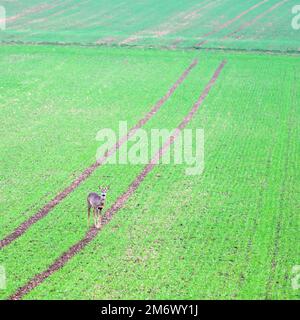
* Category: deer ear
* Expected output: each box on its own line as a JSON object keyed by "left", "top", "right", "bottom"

{"left": 98, "top": 186, "right": 102, "bottom": 190}
{"left": 107, "top": 185, "right": 110, "bottom": 191}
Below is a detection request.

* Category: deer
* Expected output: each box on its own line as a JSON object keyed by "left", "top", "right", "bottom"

{"left": 87, "top": 186, "right": 110, "bottom": 229}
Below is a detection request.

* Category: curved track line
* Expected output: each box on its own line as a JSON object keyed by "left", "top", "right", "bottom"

{"left": 223, "top": 0, "right": 289, "bottom": 40}
{"left": 196, "top": 0, "right": 269, "bottom": 47}
{"left": 119, "top": 0, "right": 220, "bottom": 46}
{"left": 0, "top": 58, "right": 198, "bottom": 251}
{"left": 9, "top": 60, "right": 227, "bottom": 300}
{"left": 0, "top": 2, "right": 59, "bottom": 25}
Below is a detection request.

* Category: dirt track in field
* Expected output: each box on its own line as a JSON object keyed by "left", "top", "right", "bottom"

{"left": 196, "top": 0, "right": 269, "bottom": 47}
{"left": 0, "top": 3, "right": 57, "bottom": 25}
{"left": 223, "top": 0, "right": 288, "bottom": 40}
{"left": 119, "top": 0, "right": 219, "bottom": 46}
{"left": 0, "top": 58, "right": 198, "bottom": 251}
{"left": 9, "top": 59, "right": 227, "bottom": 301}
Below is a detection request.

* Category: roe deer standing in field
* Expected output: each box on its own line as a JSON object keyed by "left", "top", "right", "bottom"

{"left": 87, "top": 186, "right": 110, "bottom": 229}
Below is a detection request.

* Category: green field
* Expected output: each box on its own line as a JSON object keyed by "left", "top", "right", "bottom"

{"left": 0, "top": 1, "right": 299, "bottom": 300}
{"left": 1, "top": 0, "right": 299, "bottom": 52}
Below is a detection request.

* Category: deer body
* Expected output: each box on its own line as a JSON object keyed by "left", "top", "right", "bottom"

{"left": 87, "top": 186, "right": 109, "bottom": 229}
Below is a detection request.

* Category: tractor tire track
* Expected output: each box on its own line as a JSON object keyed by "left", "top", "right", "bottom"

{"left": 0, "top": 2, "right": 60, "bottom": 25}
{"left": 196, "top": 0, "right": 269, "bottom": 47}
{"left": 119, "top": 0, "right": 220, "bottom": 46}
{"left": 223, "top": 0, "right": 289, "bottom": 40}
{"left": 9, "top": 60, "right": 227, "bottom": 300}
{"left": 0, "top": 58, "right": 198, "bottom": 251}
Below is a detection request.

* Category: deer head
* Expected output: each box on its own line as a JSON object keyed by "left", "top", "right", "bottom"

{"left": 98, "top": 186, "right": 110, "bottom": 205}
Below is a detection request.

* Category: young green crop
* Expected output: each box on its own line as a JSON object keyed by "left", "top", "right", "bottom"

{"left": 0, "top": 45, "right": 299, "bottom": 300}
{"left": 0, "top": 0, "right": 298, "bottom": 52}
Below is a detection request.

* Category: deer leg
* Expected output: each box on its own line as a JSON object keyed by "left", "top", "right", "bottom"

{"left": 96, "top": 212, "right": 102, "bottom": 229}
{"left": 94, "top": 209, "right": 98, "bottom": 228}
{"left": 98, "top": 209, "right": 103, "bottom": 228}
{"left": 87, "top": 204, "right": 91, "bottom": 227}
{"left": 93, "top": 208, "right": 97, "bottom": 227}
{"left": 95, "top": 210, "right": 101, "bottom": 229}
